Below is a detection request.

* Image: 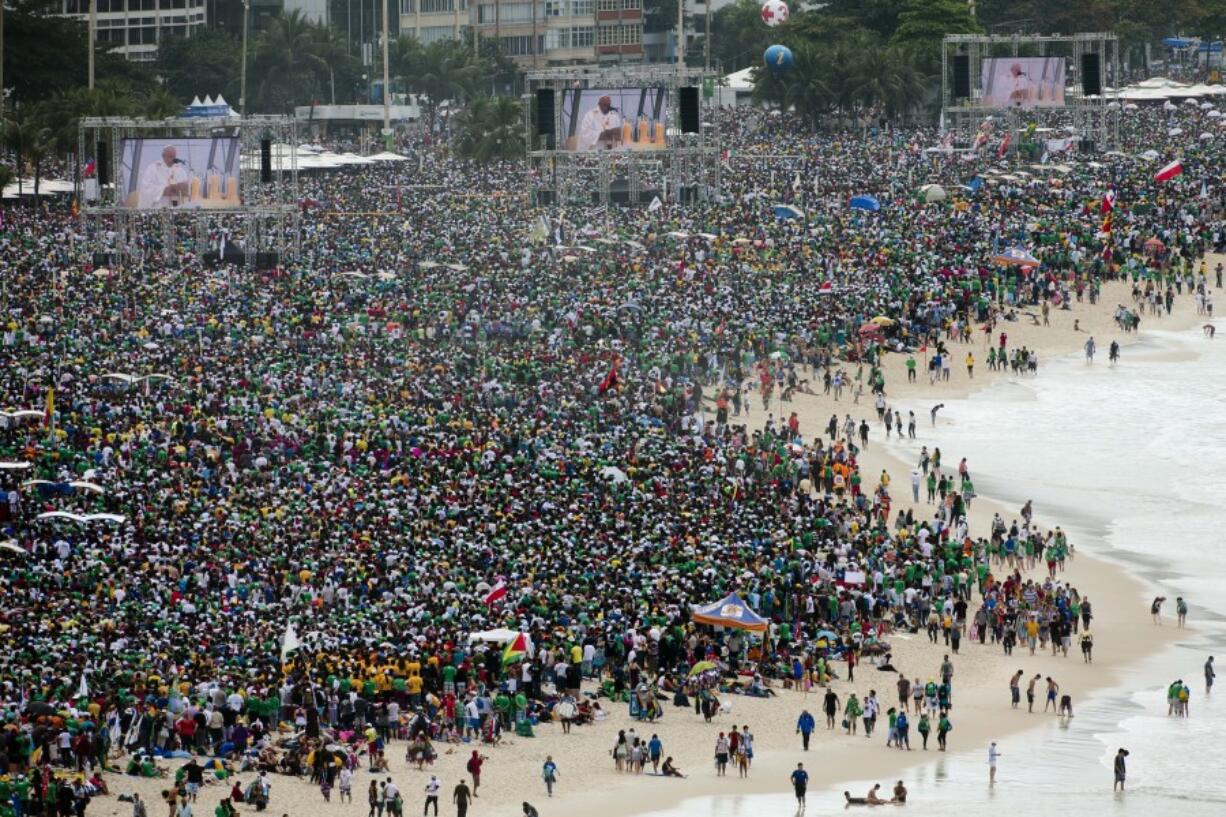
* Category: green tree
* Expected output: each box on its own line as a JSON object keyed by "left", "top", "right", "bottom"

{"left": 155, "top": 31, "right": 242, "bottom": 107}
{"left": 710, "top": 0, "right": 776, "bottom": 73}
{"left": 889, "top": 0, "right": 981, "bottom": 71}
{"left": 38, "top": 81, "right": 135, "bottom": 156}
{"left": 0, "top": 165, "right": 13, "bottom": 197}
{"left": 398, "top": 40, "right": 485, "bottom": 132}
{"left": 252, "top": 10, "right": 349, "bottom": 112}
{"left": 454, "top": 96, "right": 524, "bottom": 162}
{"left": 2, "top": 105, "right": 49, "bottom": 197}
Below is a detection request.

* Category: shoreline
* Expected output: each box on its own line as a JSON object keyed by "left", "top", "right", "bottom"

{"left": 90, "top": 275, "right": 1213, "bottom": 817}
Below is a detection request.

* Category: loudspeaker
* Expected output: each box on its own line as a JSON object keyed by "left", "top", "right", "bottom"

{"left": 1078, "top": 138, "right": 1097, "bottom": 154}
{"left": 1080, "top": 53, "right": 1101, "bottom": 97}
{"left": 255, "top": 251, "right": 279, "bottom": 269}
{"left": 96, "top": 142, "right": 110, "bottom": 185}
{"left": 260, "top": 139, "right": 272, "bottom": 183}
{"left": 952, "top": 55, "right": 971, "bottom": 99}
{"left": 679, "top": 86, "right": 700, "bottom": 134}
{"left": 92, "top": 252, "right": 116, "bottom": 268}
{"left": 535, "top": 89, "right": 556, "bottom": 150}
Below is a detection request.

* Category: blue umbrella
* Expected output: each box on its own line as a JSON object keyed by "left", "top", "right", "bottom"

{"left": 773, "top": 204, "right": 804, "bottom": 220}
{"left": 849, "top": 195, "right": 880, "bottom": 212}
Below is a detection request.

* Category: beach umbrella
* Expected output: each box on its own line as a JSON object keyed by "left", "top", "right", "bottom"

{"left": 1143, "top": 237, "right": 1165, "bottom": 253}
{"left": 1199, "top": 132, "right": 1214, "bottom": 140}
{"left": 1138, "top": 149, "right": 1160, "bottom": 161}
{"left": 992, "top": 247, "right": 1040, "bottom": 267}
{"left": 870, "top": 316, "right": 895, "bottom": 326}
{"left": 688, "top": 661, "right": 718, "bottom": 676}
{"left": 919, "top": 184, "right": 946, "bottom": 202}
{"left": 849, "top": 195, "right": 881, "bottom": 212}
{"left": 773, "top": 204, "right": 804, "bottom": 220}
{"left": 0, "top": 540, "right": 26, "bottom": 555}
{"left": 1210, "top": 110, "right": 1223, "bottom": 118}
{"left": 1168, "top": 127, "right": 1183, "bottom": 136}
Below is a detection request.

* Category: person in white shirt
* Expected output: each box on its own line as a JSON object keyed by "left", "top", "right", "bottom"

{"left": 136, "top": 146, "right": 192, "bottom": 209}
{"left": 423, "top": 775, "right": 440, "bottom": 816}
{"left": 578, "top": 96, "right": 622, "bottom": 151}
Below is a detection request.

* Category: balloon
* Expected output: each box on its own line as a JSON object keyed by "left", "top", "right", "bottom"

{"left": 760, "top": 0, "right": 788, "bottom": 26}
{"left": 764, "top": 45, "right": 794, "bottom": 73}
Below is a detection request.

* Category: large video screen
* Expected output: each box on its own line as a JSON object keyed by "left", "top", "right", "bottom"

{"left": 118, "top": 137, "right": 241, "bottom": 209}
{"left": 981, "top": 57, "right": 1066, "bottom": 108}
{"left": 559, "top": 88, "right": 668, "bottom": 152}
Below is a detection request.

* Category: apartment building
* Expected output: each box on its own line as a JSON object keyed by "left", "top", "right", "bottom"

{"left": 59, "top": 0, "right": 208, "bottom": 61}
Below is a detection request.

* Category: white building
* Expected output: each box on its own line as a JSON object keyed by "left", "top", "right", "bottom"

{"left": 59, "top": 0, "right": 208, "bottom": 62}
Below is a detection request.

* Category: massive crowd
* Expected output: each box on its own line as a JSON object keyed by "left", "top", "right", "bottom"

{"left": 0, "top": 99, "right": 1222, "bottom": 816}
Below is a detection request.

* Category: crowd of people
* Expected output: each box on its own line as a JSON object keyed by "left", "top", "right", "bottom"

{"left": 0, "top": 97, "right": 1222, "bottom": 816}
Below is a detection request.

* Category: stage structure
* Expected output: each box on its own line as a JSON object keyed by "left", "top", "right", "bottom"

{"left": 524, "top": 65, "right": 722, "bottom": 207}
{"left": 941, "top": 33, "right": 1120, "bottom": 156}
{"left": 76, "top": 116, "right": 300, "bottom": 268}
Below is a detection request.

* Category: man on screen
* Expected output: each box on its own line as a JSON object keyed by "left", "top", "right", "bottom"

{"left": 137, "top": 146, "right": 192, "bottom": 208}
{"left": 578, "top": 95, "right": 622, "bottom": 150}
{"left": 1007, "top": 63, "right": 1035, "bottom": 106}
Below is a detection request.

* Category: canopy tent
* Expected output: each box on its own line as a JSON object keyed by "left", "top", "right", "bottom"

{"left": 691, "top": 592, "right": 768, "bottom": 633}
{"left": 849, "top": 194, "right": 881, "bottom": 212}
{"left": 181, "top": 95, "right": 240, "bottom": 119}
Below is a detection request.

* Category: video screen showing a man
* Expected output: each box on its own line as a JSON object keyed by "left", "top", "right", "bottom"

{"left": 119, "top": 138, "right": 241, "bottom": 210}
{"left": 561, "top": 88, "right": 668, "bottom": 152}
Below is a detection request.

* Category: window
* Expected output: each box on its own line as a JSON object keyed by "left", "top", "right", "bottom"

{"left": 419, "top": 25, "right": 457, "bottom": 43}
{"left": 498, "top": 2, "right": 534, "bottom": 22}
{"left": 544, "top": 0, "right": 561, "bottom": 15}
{"left": 570, "top": 25, "right": 592, "bottom": 46}
{"left": 545, "top": 27, "right": 569, "bottom": 48}
{"left": 621, "top": 0, "right": 639, "bottom": 8}
{"left": 597, "top": 0, "right": 617, "bottom": 9}
{"left": 570, "top": 0, "right": 592, "bottom": 13}
{"left": 128, "top": 25, "right": 157, "bottom": 44}
{"left": 621, "top": 23, "right": 639, "bottom": 42}
{"left": 499, "top": 34, "right": 534, "bottom": 55}
{"left": 420, "top": 0, "right": 456, "bottom": 12}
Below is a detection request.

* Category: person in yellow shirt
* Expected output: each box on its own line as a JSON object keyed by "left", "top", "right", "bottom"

{"left": 965, "top": 353, "right": 975, "bottom": 378}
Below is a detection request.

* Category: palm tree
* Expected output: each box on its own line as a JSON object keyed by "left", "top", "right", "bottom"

{"left": 253, "top": 10, "right": 335, "bottom": 112}
{"left": 454, "top": 96, "right": 524, "bottom": 162}
{"left": 143, "top": 86, "right": 184, "bottom": 120}
{"left": 0, "top": 165, "right": 14, "bottom": 199}
{"left": 401, "top": 41, "right": 485, "bottom": 133}
{"left": 2, "top": 107, "right": 40, "bottom": 197}
{"left": 27, "top": 127, "right": 55, "bottom": 197}
{"left": 39, "top": 82, "right": 135, "bottom": 157}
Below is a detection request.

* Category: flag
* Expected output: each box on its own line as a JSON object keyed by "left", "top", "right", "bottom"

{"left": 1201, "top": 179, "right": 1209, "bottom": 198}
{"left": 648, "top": 196, "right": 662, "bottom": 212}
{"left": 83, "top": 158, "right": 96, "bottom": 178}
{"left": 1101, "top": 212, "right": 1113, "bottom": 234}
{"left": 77, "top": 673, "right": 89, "bottom": 700}
{"left": 996, "top": 132, "right": 1012, "bottom": 159}
{"left": 43, "top": 388, "right": 54, "bottom": 429}
{"left": 1155, "top": 160, "right": 1183, "bottom": 182}
{"left": 598, "top": 356, "right": 620, "bottom": 394}
{"left": 501, "top": 632, "right": 529, "bottom": 666}
{"left": 71, "top": 199, "right": 79, "bottom": 217}
{"left": 280, "top": 620, "right": 300, "bottom": 661}
{"left": 483, "top": 580, "right": 507, "bottom": 606}
{"left": 1100, "top": 189, "right": 1116, "bottom": 213}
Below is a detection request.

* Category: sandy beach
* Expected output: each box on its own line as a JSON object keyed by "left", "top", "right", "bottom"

{"left": 77, "top": 271, "right": 1215, "bottom": 817}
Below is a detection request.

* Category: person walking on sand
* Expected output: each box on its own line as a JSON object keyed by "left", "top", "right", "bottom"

{"left": 1114, "top": 748, "right": 1129, "bottom": 792}
{"left": 542, "top": 756, "right": 558, "bottom": 797}
{"left": 796, "top": 709, "right": 815, "bottom": 750}
{"left": 423, "top": 776, "right": 440, "bottom": 817}
{"left": 1206, "top": 656, "right": 1216, "bottom": 694}
{"left": 1151, "top": 596, "right": 1165, "bottom": 625}
{"left": 791, "top": 763, "right": 809, "bottom": 810}
{"left": 452, "top": 782, "right": 472, "bottom": 817}
{"left": 988, "top": 742, "right": 1002, "bottom": 784}
{"left": 1176, "top": 596, "right": 1188, "bottom": 627}
{"left": 465, "top": 752, "right": 484, "bottom": 798}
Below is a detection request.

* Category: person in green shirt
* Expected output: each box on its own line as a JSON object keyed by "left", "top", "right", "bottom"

{"left": 917, "top": 713, "right": 931, "bottom": 749}
{"left": 937, "top": 713, "right": 952, "bottom": 751}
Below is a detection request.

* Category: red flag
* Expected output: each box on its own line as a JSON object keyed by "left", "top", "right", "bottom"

{"left": 1101, "top": 212, "right": 1113, "bottom": 234}
{"left": 598, "top": 356, "right": 620, "bottom": 394}
{"left": 483, "top": 580, "right": 507, "bottom": 606}
{"left": 1100, "top": 188, "right": 1116, "bottom": 213}
{"left": 996, "top": 132, "right": 1011, "bottom": 159}
{"left": 1155, "top": 160, "right": 1183, "bottom": 182}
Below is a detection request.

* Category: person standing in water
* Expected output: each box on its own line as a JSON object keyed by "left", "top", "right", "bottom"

{"left": 1114, "top": 748, "right": 1129, "bottom": 792}
{"left": 988, "top": 742, "right": 1002, "bottom": 784}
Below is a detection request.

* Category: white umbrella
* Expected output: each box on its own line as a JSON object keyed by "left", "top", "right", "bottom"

{"left": 1200, "top": 132, "right": 1214, "bottom": 140}
{"left": 599, "top": 466, "right": 629, "bottom": 484}
{"left": 0, "top": 462, "right": 32, "bottom": 471}
{"left": 1209, "top": 110, "right": 1223, "bottom": 118}
{"left": 0, "top": 540, "right": 25, "bottom": 555}
{"left": 0, "top": 410, "right": 44, "bottom": 421}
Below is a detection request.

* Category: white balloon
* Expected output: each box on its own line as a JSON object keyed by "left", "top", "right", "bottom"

{"left": 760, "top": 0, "right": 788, "bottom": 27}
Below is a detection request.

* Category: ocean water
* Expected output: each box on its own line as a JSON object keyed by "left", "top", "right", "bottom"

{"left": 636, "top": 323, "right": 1226, "bottom": 817}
